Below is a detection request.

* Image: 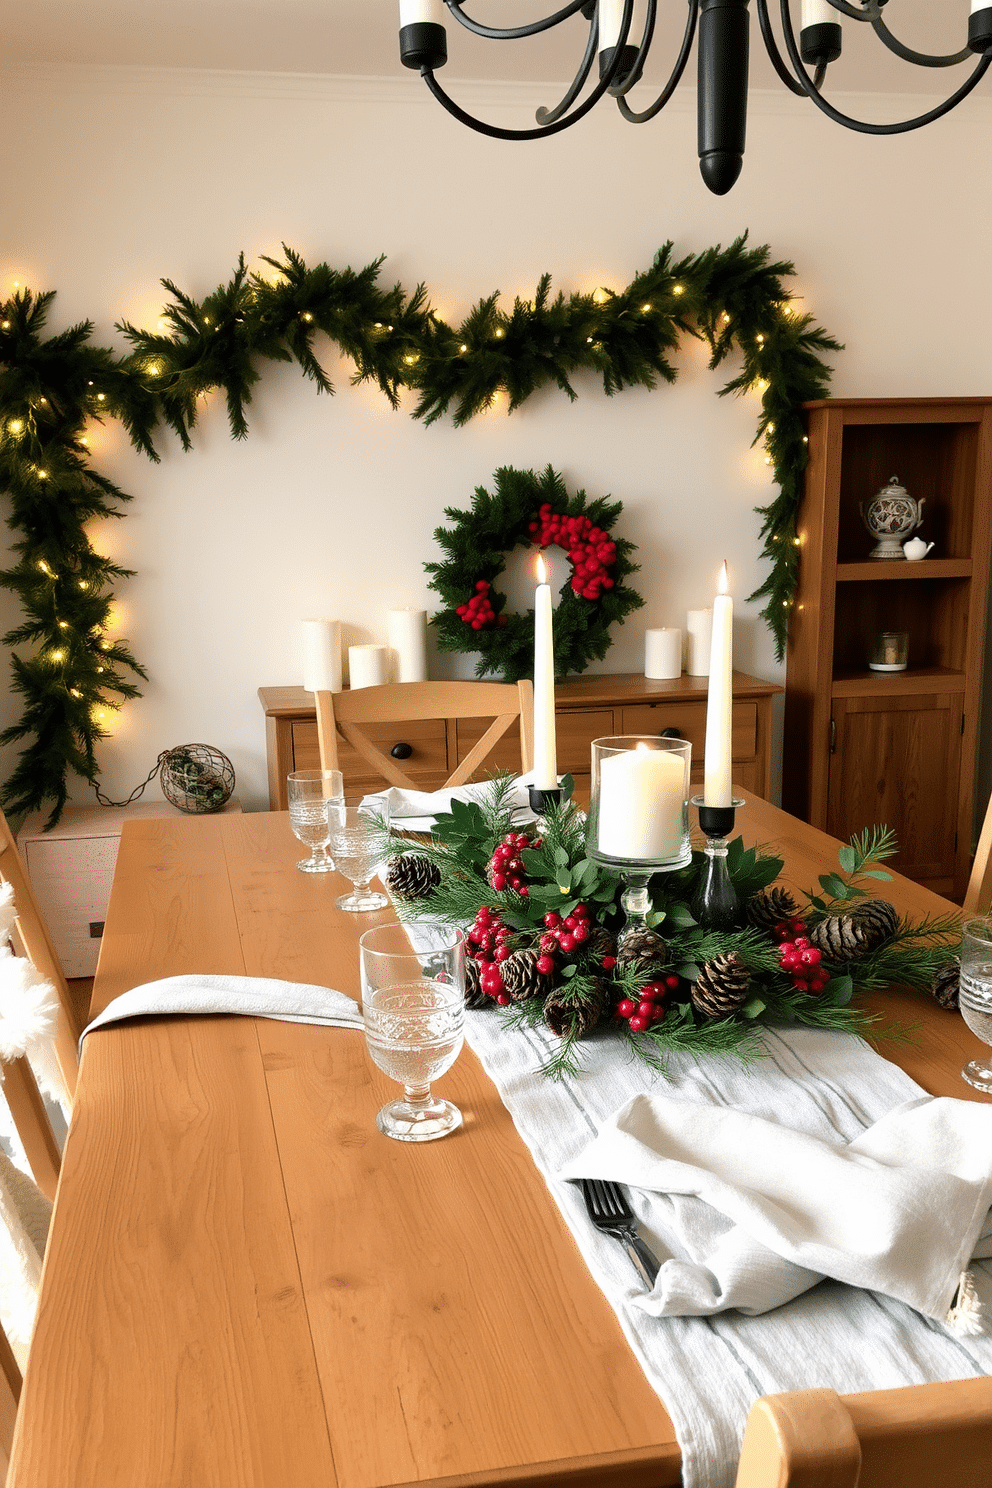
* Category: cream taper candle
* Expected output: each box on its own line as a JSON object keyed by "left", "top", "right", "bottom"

{"left": 703, "top": 562, "right": 733, "bottom": 808}
{"left": 533, "top": 554, "right": 559, "bottom": 791}
{"left": 387, "top": 608, "right": 428, "bottom": 683}
{"left": 301, "top": 619, "right": 342, "bottom": 694}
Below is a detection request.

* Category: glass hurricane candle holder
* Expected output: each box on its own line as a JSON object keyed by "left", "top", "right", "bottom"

{"left": 587, "top": 736, "right": 692, "bottom": 944}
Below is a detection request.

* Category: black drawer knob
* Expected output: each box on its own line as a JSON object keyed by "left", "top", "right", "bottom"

{"left": 660, "top": 727, "right": 683, "bottom": 740}
{"left": 391, "top": 741, "right": 414, "bottom": 760}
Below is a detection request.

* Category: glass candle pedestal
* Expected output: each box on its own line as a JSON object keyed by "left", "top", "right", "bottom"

{"left": 691, "top": 798, "right": 746, "bottom": 930}
{"left": 587, "top": 736, "right": 692, "bottom": 946}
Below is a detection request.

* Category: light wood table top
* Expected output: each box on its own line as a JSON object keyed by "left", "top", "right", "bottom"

{"left": 9, "top": 794, "right": 987, "bottom": 1488}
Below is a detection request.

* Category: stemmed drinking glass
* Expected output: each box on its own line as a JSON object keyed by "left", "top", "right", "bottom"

{"left": 958, "top": 917, "right": 992, "bottom": 1093}
{"left": 327, "top": 802, "right": 389, "bottom": 911}
{"left": 360, "top": 925, "right": 466, "bottom": 1141}
{"left": 287, "top": 769, "right": 343, "bottom": 873}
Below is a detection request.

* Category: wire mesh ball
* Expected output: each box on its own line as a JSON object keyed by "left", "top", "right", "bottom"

{"left": 159, "top": 743, "right": 235, "bottom": 814}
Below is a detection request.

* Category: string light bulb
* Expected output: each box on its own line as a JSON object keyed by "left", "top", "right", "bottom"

{"left": 70, "top": 689, "right": 82, "bottom": 699}
{"left": 78, "top": 580, "right": 89, "bottom": 590}
{"left": 37, "top": 559, "right": 52, "bottom": 575}
{"left": 1, "top": 320, "right": 9, "bottom": 330}
{"left": 8, "top": 419, "right": 23, "bottom": 433}
{"left": 459, "top": 344, "right": 468, "bottom": 353}
{"left": 641, "top": 303, "right": 652, "bottom": 313}
{"left": 302, "top": 312, "right": 313, "bottom": 322}
{"left": 593, "top": 288, "right": 609, "bottom": 305}
{"left": 58, "top": 620, "right": 69, "bottom": 630}
{"left": 673, "top": 284, "right": 685, "bottom": 296}
{"left": 50, "top": 649, "right": 64, "bottom": 663}
{"left": 494, "top": 328, "right": 505, "bottom": 338}
{"left": 721, "top": 312, "right": 731, "bottom": 325}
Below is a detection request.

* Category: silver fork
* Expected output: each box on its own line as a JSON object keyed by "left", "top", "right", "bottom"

{"left": 578, "top": 1177, "right": 661, "bottom": 1289}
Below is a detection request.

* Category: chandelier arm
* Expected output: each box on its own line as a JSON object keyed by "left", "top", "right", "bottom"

{"left": 615, "top": 0, "right": 699, "bottom": 121}
{"left": 420, "top": 48, "right": 624, "bottom": 140}
{"left": 870, "top": 16, "right": 973, "bottom": 69}
{"left": 608, "top": 0, "right": 657, "bottom": 98}
{"left": 779, "top": 0, "right": 992, "bottom": 134}
{"left": 536, "top": 14, "right": 599, "bottom": 124}
{"left": 755, "top": 0, "right": 809, "bottom": 97}
{"left": 444, "top": 1, "right": 590, "bottom": 43}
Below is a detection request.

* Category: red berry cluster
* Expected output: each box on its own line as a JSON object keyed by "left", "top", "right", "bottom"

{"left": 616, "top": 977, "right": 679, "bottom": 1033}
{"left": 467, "top": 905, "right": 515, "bottom": 1005}
{"left": 487, "top": 831, "right": 539, "bottom": 894}
{"left": 535, "top": 904, "right": 593, "bottom": 975}
{"left": 777, "top": 919, "right": 828, "bottom": 995}
{"left": 527, "top": 503, "right": 618, "bottom": 602}
{"left": 456, "top": 579, "right": 508, "bottom": 631}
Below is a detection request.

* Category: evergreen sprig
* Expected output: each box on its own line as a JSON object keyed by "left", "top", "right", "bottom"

{"left": 2, "top": 236, "right": 839, "bottom": 822}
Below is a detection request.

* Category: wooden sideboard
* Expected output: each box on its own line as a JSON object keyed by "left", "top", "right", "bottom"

{"left": 259, "top": 672, "right": 782, "bottom": 809}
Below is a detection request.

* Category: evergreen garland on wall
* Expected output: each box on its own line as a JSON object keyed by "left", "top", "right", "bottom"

{"left": 0, "top": 235, "right": 840, "bottom": 826}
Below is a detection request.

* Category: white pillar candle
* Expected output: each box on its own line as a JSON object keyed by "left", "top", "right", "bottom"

{"left": 301, "top": 618, "right": 342, "bottom": 694}
{"left": 533, "top": 554, "right": 559, "bottom": 791}
{"left": 387, "top": 608, "right": 428, "bottom": 683}
{"left": 644, "top": 628, "right": 682, "bottom": 681}
{"left": 598, "top": 744, "right": 684, "bottom": 860}
{"left": 685, "top": 608, "right": 713, "bottom": 676}
{"left": 348, "top": 644, "right": 390, "bottom": 690}
{"left": 703, "top": 562, "right": 734, "bottom": 808}
{"left": 399, "top": 0, "right": 443, "bottom": 25}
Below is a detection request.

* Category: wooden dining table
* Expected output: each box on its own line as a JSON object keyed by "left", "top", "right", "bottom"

{"left": 8, "top": 791, "right": 989, "bottom": 1488}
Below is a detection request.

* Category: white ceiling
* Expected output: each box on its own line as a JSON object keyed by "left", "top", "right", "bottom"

{"left": 0, "top": 1, "right": 981, "bottom": 95}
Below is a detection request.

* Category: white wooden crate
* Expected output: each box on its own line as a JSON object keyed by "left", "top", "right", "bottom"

{"left": 17, "top": 799, "right": 242, "bottom": 977}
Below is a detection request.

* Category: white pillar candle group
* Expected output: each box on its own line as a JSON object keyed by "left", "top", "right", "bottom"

{"left": 703, "top": 562, "right": 734, "bottom": 808}
{"left": 387, "top": 608, "right": 428, "bottom": 683}
{"left": 598, "top": 743, "right": 684, "bottom": 861}
{"left": 532, "top": 554, "right": 559, "bottom": 791}
{"left": 348, "top": 644, "right": 390, "bottom": 690}
{"left": 301, "top": 619, "right": 342, "bottom": 694}
{"left": 644, "top": 628, "right": 682, "bottom": 681}
{"left": 685, "top": 608, "right": 713, "bottom": 676}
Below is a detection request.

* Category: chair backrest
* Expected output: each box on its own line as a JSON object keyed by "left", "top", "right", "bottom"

{"left": 326, "top": 680, "right": 535, "bottom": 790}
{"left": 0, "top": 1322, "right": 21, "bottom": 1480}
{"left": 963, "top": 788, "right": 992, "bottom": 916}
{"left": 734, "top": 1378, "right": 992, "bottom": 1488}
{"left": 0, "top": 807, "right": 79, "bottom": 1202}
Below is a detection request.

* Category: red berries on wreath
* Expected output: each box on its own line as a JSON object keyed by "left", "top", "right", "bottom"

{"left": 528, "top": 502, "right": 617, "bottom": 602}
{"left": 456, "top": 580, "right": 507, "bottom": 631}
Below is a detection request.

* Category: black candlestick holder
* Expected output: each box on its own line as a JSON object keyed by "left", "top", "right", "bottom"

{"left": 528, "top": 785, "right": 562, "bottom": 815}
{"left": 690, "top": 796, "right": 745, "bottom": 929}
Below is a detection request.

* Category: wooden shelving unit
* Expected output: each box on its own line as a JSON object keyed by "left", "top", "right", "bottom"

{"left": 784, "top": 397, "right": 992, "bottom": 901}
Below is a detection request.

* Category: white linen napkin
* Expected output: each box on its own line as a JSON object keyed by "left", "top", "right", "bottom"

{"left": 562, "top": 1091, "right": 992, "bottom": 1330}
{"left": 79, "top": 973, "right": 363, "bottom": 1048}
{"left": 361, "top": 774, "right": 536, "bottom": 831}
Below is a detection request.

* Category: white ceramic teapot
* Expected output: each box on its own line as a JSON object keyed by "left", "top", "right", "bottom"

{"left": 903, "top": 537, "right": 935, "bottom": 561}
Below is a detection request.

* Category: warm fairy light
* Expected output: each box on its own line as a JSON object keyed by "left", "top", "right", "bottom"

{"left": 96, "top": 666, "right": 104, "bottom": 674}
{"left": 1, "top": 321, "right": 9, "bottom": 330}
{"left": 767, "top": 422, "right": 775, "bottom": 433}
{"left": 756, "top": 334, "right": 764, "bottom": 344}
{"left": 37, "top": 559, "right": 52, "bottom": 575}
{"left": 8, "top": 419, "right": 23, "bottom": 433}
{"left": 96, "top": 392, "right": 106, "bottom": 402}
{"left": 459, "top": 344, "right": 468, "bottom": 353}
{"left": 717, "top": 560, "right": 729, "bottom": 596}
{"left": 302, "top": 312, "right": 313, "bottom": 322}
{"left": 764, "top": 457, "right": 773, "bottom": 466}
{"left": 802, "top": 436, "right": 809, "bottom": 444}
{"left": 374, "top": 321, "right": 382, "bottom": 328}
{"left": 793, "top": 537, "right": 802, "bottom": 547}
{"left": 593, "top": 288, "right": 609, "bottom": 305}
{"left": 387, "top": 325, "right": 394, "bottom": 332}
{"left": 586, "top": 336, "right": 594, "bottom": 344}
{"left": 37, "top": 469, "right": 49, "bottom": 479}
{"left": 721, "top": 312, "right": 731, "bottom": 325}
{"left": 757, "top": 379, "right": 769, "bottom": 392}
{"left": 641, "top": 303, "right": 652, "bottom": 313}
{"left": 100, "top": 640, "right": 111, "bottom": 651}
{"left": 79, "top": 436, "right": 89, "bottom": 446}
{"left": 58, "top": 620, "right": 69, "bottom": 630}
{"left": 536, "top": 553, "right": 548, "bottom": 585}
{"left": 403, "top": 353, "right": 420, "bottom": 366}
{"left": 70, "top": 688, "right": 82, "bottom": 698}
{"left": 50, "top": 649, "right": 64, "bottom": 663}
{"left": 147, "top": 364, "right": 160, "bottom": 376}
{"left": 673, "top": 284, "right": 684, "bottom": 295}
{"left": 494, "top": 328, "right": 505, "bottom": 338}
{"left": 38, "top": 397, "right": 47, "bottom": 406}
{"left": 78, "top": 580, "right": 89, "bottom": 589}
{"left": 203, "top": 316, "right": 211, "bottom": 324}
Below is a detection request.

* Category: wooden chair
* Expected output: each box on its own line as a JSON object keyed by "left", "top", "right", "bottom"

{"left": 963, "top": 788, "right": 992, "bottom": 915}
{"left": 734, "top": 1378, "right": 992, "bottom": 1488}
{"left": 1, "top": 1324, "right": 21, "bottom": 1481}
{"left": 0, "top": 807, "right": 79, "bottom": 1203}
{"left": 321, "top": 680, "right": 535, "bottom": 790}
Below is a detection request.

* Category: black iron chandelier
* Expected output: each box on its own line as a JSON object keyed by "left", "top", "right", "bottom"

{"left": 398, "top": 2, "right": 992, "bottom": 194}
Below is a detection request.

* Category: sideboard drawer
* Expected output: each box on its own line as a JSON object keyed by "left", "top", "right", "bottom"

{"left": 555, "top": 710, "right": 616, "bottom": 777}
{"left": 620, "top": 701, "right": 757, "bottom": 762}
{"left": 291, "top": 717, "right": 449, "bottom": 790}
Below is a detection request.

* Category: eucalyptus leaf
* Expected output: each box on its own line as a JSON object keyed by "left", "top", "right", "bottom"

{"left": 862, "top": 869, "right": 894, "bottom": 881}
{"left": 838, "top": 845, "right": 858, "bottom": 874}
{"left": 741, "top": 996, "right": 767, "bottom": 1020}
{"left": 824, "top": 974, "right": 854, "bottom": 1007}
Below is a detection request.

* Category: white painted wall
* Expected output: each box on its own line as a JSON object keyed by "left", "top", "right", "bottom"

{"left": 1, "top": 64, "right": 990, "bottom": 814}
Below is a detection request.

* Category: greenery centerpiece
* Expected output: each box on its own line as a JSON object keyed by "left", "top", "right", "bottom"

{"left": 379, "top": 778, "right": 960, "bottom": 1079}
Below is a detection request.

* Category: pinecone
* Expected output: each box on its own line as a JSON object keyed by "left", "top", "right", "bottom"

{"left": 464, "top": 957, "right": 488, "bottom": 1010}
{"left": 931, "top": 957, "right": 960, "bottom": 1012}
{"left": 616, "top": 926, "right": 667, "bottom": 972}
{"left": 808, "top": 898, "right": 899, "bottom": 962}
{"left": 746, "top": 886, "right": 799, "bottom": 935}
{"left": 543, "top": 980, "right": 607, "bottom": 1039}
{"left": 383, "top": 854, "right": 441, "bottom": 901}
{"left": 501, "top": 949, "right": 549, "bottom": 1002}
{"left": 691, "top": 952, "right": 751, "bottom": 1019}
{"left": 583, "top": 926, "right": 616, "bottom": 963}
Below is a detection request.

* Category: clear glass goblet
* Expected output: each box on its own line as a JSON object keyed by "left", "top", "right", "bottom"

{"left": 287, "top": 769, "right": 343, "bottom": 873}
{"left": 959, "top": 917, "right": 992, "bottom": 1094}
{"left": 328, "top": 804, "right": 388, "bottom": 911}
{"left": 361, "top": 925, "right": 465, "bottom": 1142}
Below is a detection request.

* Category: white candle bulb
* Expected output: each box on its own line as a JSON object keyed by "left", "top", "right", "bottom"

{"left": 532, "top": 554, "right": 559, "bottom": 791}
{"left": 802, "top": 0, "right": 836, "bottom": 25}
{"left": 399, "top": 1, "right": 443, "bottom": 25}
{"left": 598, "top": 0, "right": 625, "bottom": 51}
{"left": 703, "top": 562, "right": 734, "bottom": 808}
{"left": 301, "top": 619, "right": 342, "bottom": 694}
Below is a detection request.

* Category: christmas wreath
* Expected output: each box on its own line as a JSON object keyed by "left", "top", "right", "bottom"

{"left": 426, "top": 465, "right": 644, "bottom": 681}
{"left": 379, "top": 779, "right": 961, "bottom": 1079}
